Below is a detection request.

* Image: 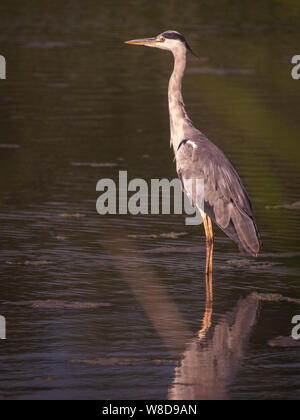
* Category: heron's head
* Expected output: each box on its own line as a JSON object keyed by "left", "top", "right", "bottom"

{"left": 125, "top": 30, "right": 193, "bottom": 55}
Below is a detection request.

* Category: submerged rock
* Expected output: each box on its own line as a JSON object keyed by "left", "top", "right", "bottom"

{"left": 3, "top": 300, "right": 112, "bottom": 309}
{"left": 268, "top": 336, "right": 300, "bottom": 348}
{"left": 6, "top": 260, "right": 50, "bottom": 266}
{"left": 59, "top": 213, "right": 85, "bottom": 218}
{"left": 251, "top": 292, "right": 300, "bottom": 305}
{"left": 70, "top": 358, "right": 175, "bottom": 366}
{"left": 71, "top": 162, "right": 118, "bottom": 167}
{"left": 128, "top": 232, "right": 188, "bottom": 240}
{"left": 265, "top": 201, "right": 300, "bottom": 210}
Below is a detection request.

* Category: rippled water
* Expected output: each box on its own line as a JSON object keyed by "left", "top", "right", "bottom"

{"left": 0, "top": 0, "right": 299, "bottom": 400}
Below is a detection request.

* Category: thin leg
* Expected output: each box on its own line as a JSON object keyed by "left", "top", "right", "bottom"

{"left": 198, "top": 212, "right": 214, "bottom": 340}
{"left": 202, "top": 213, "right": 214, "bottom": 277}
{"left": 207, "top": 215, "right": 214, "bottom": 275}
{"left": 201, "top": 211, "right": 209, "bottom": 269}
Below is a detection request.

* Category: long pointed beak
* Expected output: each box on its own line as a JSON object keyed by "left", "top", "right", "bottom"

{"left": 124, "top": 37, "right": 157, "bottom": 47}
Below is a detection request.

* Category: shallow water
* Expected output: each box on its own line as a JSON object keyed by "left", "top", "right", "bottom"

{"left": 0, "top": 0, "right": 299, "bottom": 400}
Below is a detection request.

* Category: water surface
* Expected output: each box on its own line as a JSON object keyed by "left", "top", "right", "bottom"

{"left": 0, "top": 0, "right": 300, "bottom": 400}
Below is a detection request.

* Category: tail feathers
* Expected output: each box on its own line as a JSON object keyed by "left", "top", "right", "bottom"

{"left": 230, "top": 207, "right": 260, "bottom": 256}
{"left": 204, "top": 201, "right": 260, "bottom": 256}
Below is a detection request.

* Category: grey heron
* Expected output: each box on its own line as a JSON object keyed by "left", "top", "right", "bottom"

{"left": 125, "top": 31, "right": 260, "bottom": 284}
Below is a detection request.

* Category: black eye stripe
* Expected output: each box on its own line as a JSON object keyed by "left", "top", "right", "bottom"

{"left": 161, "top": 31, "right": 192, "bottom": 52}
{"left": 162, "top": 32, "right": 186, "bottom": 42}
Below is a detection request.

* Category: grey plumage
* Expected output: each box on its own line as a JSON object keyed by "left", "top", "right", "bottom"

{"left": 125, "top": 30, "right": 260, "bottom": 258}
{"left": 176, "top": 136, "right": 260, "bottom": 256}
{"left": 165, "top": 30, "right": 260, "bottom": 256}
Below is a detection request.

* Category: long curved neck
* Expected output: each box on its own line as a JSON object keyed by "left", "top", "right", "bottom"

{"left": 168, "top": 49, "right": 192, "bottom": 152}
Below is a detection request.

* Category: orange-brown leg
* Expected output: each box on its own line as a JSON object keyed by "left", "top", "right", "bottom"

{"left": 198, "top": 212, "right": 214, "bottom": 340}
{"left": 207, "top": 216, "right": 214, "bottom": 271}
{"left": 202, "top": 214, "right": 214, "bottom": 275}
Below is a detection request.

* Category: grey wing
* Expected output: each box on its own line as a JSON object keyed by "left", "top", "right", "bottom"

{"left": 176, "top": 138, "right": 260, "bottom": 256}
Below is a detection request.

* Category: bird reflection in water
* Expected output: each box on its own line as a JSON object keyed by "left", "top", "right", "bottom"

{"left": 103, "top": 230, "right": 261, "bottom": 400}
{"left": 198, "top": 271, "right": 214, "bottom": 341}
{"left": 169, "top": 292, "right": 260, "bottom": 400}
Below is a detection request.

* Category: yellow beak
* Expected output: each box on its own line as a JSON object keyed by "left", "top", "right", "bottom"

{"left": 124, "top": 37, "right": 157, "bottom": 47}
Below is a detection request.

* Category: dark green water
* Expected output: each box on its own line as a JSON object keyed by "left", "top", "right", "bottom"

{"left": 0, "top": 0, "right": 299, "bottom": 400}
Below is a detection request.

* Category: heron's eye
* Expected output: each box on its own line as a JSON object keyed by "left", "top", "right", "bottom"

{"left": 156, "top": 36, "right": 165, "bottom": 42}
